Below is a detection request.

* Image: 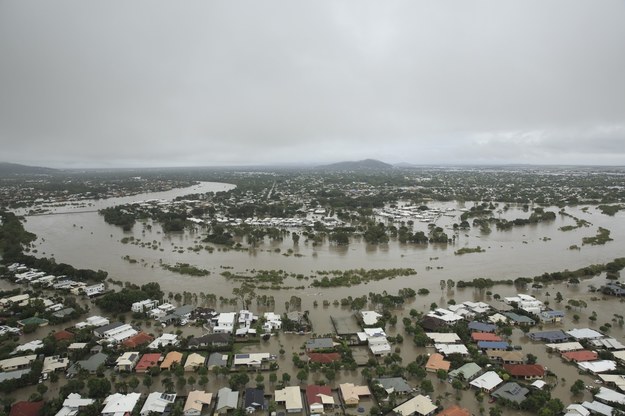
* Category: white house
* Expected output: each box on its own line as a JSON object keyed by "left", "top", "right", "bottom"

{"left": 101, "top": 393, "right": 141, "bottom": 416}
{"left": 275, "top": 386, "right": 303, "bottom": 413}
{"left": 263, "top": 312, "right": 282, "bottom": 332}
{"left": 83, "top": 283, "right": 105, "bottom": 297}
{"left": 132, "top": 299, "right": 159, "bottom": 313}
{"left": 140, "top": 392, "right": 176, "bottom": 416}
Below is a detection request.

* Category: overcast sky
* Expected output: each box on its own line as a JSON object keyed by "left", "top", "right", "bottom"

{"left": 1, "top": 1, "right": 624, "bottom": 168}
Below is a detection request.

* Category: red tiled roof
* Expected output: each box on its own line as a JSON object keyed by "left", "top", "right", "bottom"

{"left": 471, "top": 332, "right": 502, "bottom": 342}
{"left": 135, "top": 353, "right": 162, "bottom": 372}
{"left": 306, "top": 385, "right": 332, "bottom": 405}
{"left": 503, "top": 364, "right": 545, "bottom": 377}
{"left": 10, "top": 402, "right": 44, "bottom": 416}
{"left": 122, "top": 332, "right": 154, "bottom": 348}
{"left": 307, "top": 352, "right": 341, "bottom": 364}
{"left": 437, "top": 405, "right": 471, "bottom": 416}
{"left": 52, "top": 330, "right": 74, "bottom": 342}
{"left": 562, "top": 350, "right": 598, "bottom": 362}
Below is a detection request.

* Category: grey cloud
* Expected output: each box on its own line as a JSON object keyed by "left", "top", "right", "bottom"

{"left": 0, "top": 0, "right": 624, "bottom": 167}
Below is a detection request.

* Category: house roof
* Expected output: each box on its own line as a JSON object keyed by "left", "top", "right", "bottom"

{"left": 578, "top": 360, "right": 617, "bottom": 374}
{"left": 135, "top": 353, "right": 162, "bottom": 372}
{"left": 562, "top": 350, "right": 598, "bottom": 362}
{"left": 393, "top": 395, "right": 437, "bottom": 416}
{"left": 425, "top": 353, "right": 450, "bottom": 372}
{"left": 503, "top": 364, "right": 545, "bottom": 378}
{"left": 503, "top": 312, "right": 535, "bottom": 324}
{"left": 448, "top": 363, "right": 482, "bottom": 380}
{"left": 216, "top": 387, "right": 239, "bottom": 412}
{"left": 183, "top": 391, "right": 212, "bottom": 414}
{"left": 102, "top": 393, "right": 141, "bottom": 416}
{"left": 546, "top": 342, "right": 584, "bottom": 352}
{"left": 207, "top": 353, "right": 228, "bottom": 368}
{"left": 9, "top": 402, "right": 44, "bottom": 416}
{"left": 52, "top": 330, "right": 74, "bottom": 342}
{"left": 307, "top": 352, "right": 341, "bottom": 364}
{"left": 487, "top": 350, "right": 524, "bottom": 362}
{"left": 469, "top": 371, "right": 503, "bottom": 391}
{"left": 122, "top": 332, "right": 154, "bottom": 348}
{"left": 184, "top": 353, "right": 206, "bottom": 369}
{"left": 435, "top": 344, "right": 469, "bottom": 356}
{"left": 477, "top": 341, "right": 509, "bottom": 350}
{"left": 67, "top": 352, "right": 108, "bottom": 374}
{"left": 189, "top": 333, "right": 231, "bottom": 346}
{"left": 492, "top": 382, "right": 530, "bottom": 404}
{"left": 468, "top": 321, "right": 497, "bottom": 333}
{"left": 338, "top": 383, "right": 370, "bottom": 404}
{"left": 244, "top": 388, "right": 265, "bottom": 410}
{"left": 274, "top": 386, "right": 302, "bottom": 411}
{"left": 306, "top": 385, "right": 333, "bottom": 406}
{"left": 425, "top": 333, "right": 461, "bottom": 344}
{"left": 471, "top": 333, "right": 502, "bottom": 342}
{"left": 305, "top": 338, "right": 334, "bottom": 350}
{"left": 374, "top": 377, "right": 413, "bottom": 394}
{"left": 140, "top": 392, "right": 176, "bottom": 415}
{"left": 528, "top": 330, "right": 570, "bottom": 342}
{"left": 566, "top": 328, "right": 604, "bottom": 340}
{"left": 160, "top": 352, "right": 183, "bottom": 369}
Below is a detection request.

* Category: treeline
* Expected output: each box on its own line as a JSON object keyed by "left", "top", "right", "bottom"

{"left": 311, "top": 268, "right": 417, "bottom": 288}
{"left": 0, "top": 211, "right": 36, "bottom": 259}
{"left": 96, "top": 282, "right": 163, "bottom": 313}
{"left": 99, "top": 206, "right": 137, "bottom": 231}
{"left": 495, "top": 209, "right": 556, "bottom": 230}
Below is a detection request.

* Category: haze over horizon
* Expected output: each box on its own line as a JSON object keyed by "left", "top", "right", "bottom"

{"left": 1, "top": 1, "right": 624, "bottom": 169}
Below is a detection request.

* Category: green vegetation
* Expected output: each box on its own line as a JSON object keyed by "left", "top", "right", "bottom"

{"left": 311, "top": 268, "right": 417, "bottom": 288}
{"left": 161, "top": 262, "right": 210, "bottom": 276}
{"left": 598, "top": 204, "right": 625, "bottom": 216}
{"left": 582, "top": 227, "right": 613, "bottom": 245}
{"left": 454, "top": 246, "right": 485, "bottom": 255}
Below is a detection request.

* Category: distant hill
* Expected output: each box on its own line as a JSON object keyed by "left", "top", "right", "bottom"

{"left": 318, "top": 159, "right": 394, "bottom": 171}
{"left": 0, "top": 162, "right": 58, "bottom": 176}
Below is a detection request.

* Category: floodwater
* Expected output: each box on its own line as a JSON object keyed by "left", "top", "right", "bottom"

{"left": 9, "top": 182, "right": 625, "bottom": 414}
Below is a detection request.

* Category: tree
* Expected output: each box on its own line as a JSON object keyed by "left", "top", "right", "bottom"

{"left": 526, "top": 353, "right": 538, "bottom": 364}
{"left": 143, "top": 375, "right": 153, "bottom": 389}
{"left": 420, "top": 379, "right": 434, "bottom": 394}
{"left": 571, "top": 379, "right": 585, "bottom": 395}
{"left": 452, "top": 379, "right": 464, "bottom": 392}
{"left": 440, "top": 280, "right": 446, "bottom": 291}
{"left": 297, "top": 369, "right": 309, "bottom": 383}
{"left": 436, "top": 369, "right": 447, "bottom": 381}
{"left": 281, "top": 373, "right": 291, "bottom": 385}
{"left": 128, "top": 377, "right": 140, "bottom": 390}
{"left": 87, "top": 377, "right": 111, "bottom": 399}
{"left": 269, "top": 373, "right": 278, "bottom": 385}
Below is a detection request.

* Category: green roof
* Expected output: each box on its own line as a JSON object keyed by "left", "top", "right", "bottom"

{"left": 18, "top": 316, "right": 49, "bottom": 326}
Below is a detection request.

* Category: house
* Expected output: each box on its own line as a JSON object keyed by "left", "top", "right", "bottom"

{"left": 233, "top": 353, "right": 272, "bottom": 368}
{"left": 9, "top": 401, "right": 44, "bottom": 416}
{"left": 435, "top": 344, "right": 469, "bottom": 356}
{"left": 486, "top": 350, "right": 525, "bottom": 364}
{"left": 590, "top": 338, "right": 625, "bottom": 350}
{"left": 207, "top": 352, "right": 228, "bottom": 370}
{"left": 238, "top": 310, "right": 258, "bottom": 327}
{"left": 66, "top": 352, "right": 108, "bottom": 376}
{"left": 582, "top": 400, "right": 613, "bottom": 416}
{"left": 469, "top": 371, "right": 503, "bottom": 392}
{"left": 564, "top": 404, "right": 591, "bottom": 416}
{"left": 13, "top": 340, "right": 44, "bottom": 354}
{"left": 160, "top": 351, "right": 183, "bottom": 370}
{"left": 94, "top": 322, "right": 137, "bottom": 344}
{"left": 115, "top": 352, "right": 140, "bottom": 372}
{"left": 436, "top": 406, "right": 471, "bottom": 416}
{"left": 305, "top": 338, "right": 335, "bottom": 351}
{"left": 75, "top": 316, "right": 109, "bottom": 329}
{"left": 545, "top": 342, "right": 584, "bottom": 353}
{"left": 602, "top": 283, "right": 625, "bottom": 297}
{"left": 131, "top": 299, "right": 159, "bottom": 313}
{"left": 122, "top": 332, "right": 154, "bottom": 349}
{"left": 578, "top": 360, "right": 617, "bottom": 374}
{"left": 83, "top": 283, "right": 105, "bottom": 297}
{"left": 135, "top": 353, "right": 162, "bottom": 373}
{"left": 184, "top": 353, "right": 206, "bottom": 372}
{"left": 503, "top": 364, "right": 545, "bottom": 380}
{"left": 216, "top": 387, "right": 239, "bottom": 414}
{"left": 147, "top": 333, "right": 179, "bottom": 349}
{"left": 468, "top": 321, "right": 497, "bottom": 333}
{"left": 566, "top": 328, "right": 604, "bottom": 340}
{"left": 306, "top": 385, "right": 334, "bottom": 414}
{"left": 539, "top": 310, "right": 565, "bottom": 323}
{"left": 373, "top": 378, "right": 413, "bottom": 395}
{"left": 425, "top": 353, "right": 450, "bottom": 373}
{"left": 360, "top": 311, "right": 383, "bottom": 326}
{"left": 188, "top": 333, "right": 231, "bottom": 349}
{"left": 263, "top": 312, "right": 282, "bottom": 332}
{"left": 491, "top": 382, "right": 530, "bottom": 404}
{"left": 595, "top": 386, "right": 625, "bottom": 406}
{"left": 598, "top": 374, "right": 625, "bottom": 392}
{"left": 0, "top": 355, "right": 37, "bottom": 371}
{"left": 52, "top": 308, "right": 76, "bottom": 320}
{"left": 528, "top": 330, "right": 570, "bottom": 343}
{"left": 338, "top": 383, "right": 371, "bottom": 407}
{"left": 101, "top": 393, "right": 141, "bottom": 416}
{"left": 488, "top": 313, "right": 508, "bottom": 325}
{"left": 503, "top": 294, "right": 544, "bottom": 315}
{"left": 562, "top": 350, "right": 598, "bottom": 363}
{"left": 183, "top": 391, "right": 212, "bottom": 416}
{"left": 52, "top": 330, "right": 75, "bottom": 342}
{"left": 477, "top": 341, "right": 509, "bottom": 351}
{"left": 368, "top": 336, "right": 392, "bottom": 356}
{"left": 448, "top": 363, "right": 482, "bottom": 381}
{"left": 244, "top": 388, "right": 266, "bottom": 413}
{"left": 425, "top": 333, "right": 461, "bottom": 344}
{"left": 471, "top": 333, "right": 502, "bottom": 342}
{"left": 392, "top": 395, "right": 437, "bottom": 416}
{"left": 55, "top": 393, "right": 95, "bottom": 416}
{"left": 42, "top": 356, "right": 70, "bottom": 374}
{"left": 503, "top": 312, "right": 535, "bottom": 326}
{"left": 425, "top": 308, "right": 463, "bottom": 324}
{"left": 275, "top": 386, "right": 303, "bottom": 413}
{"left": 139, "top": 392, "right": 176, "bottom": 416}
{"left": 213, "top": 312, "right": 237, "bottom": 333}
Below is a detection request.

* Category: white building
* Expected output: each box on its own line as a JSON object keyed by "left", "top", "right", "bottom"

{"left": 83, "top": 283, "right": 105, "bottom": 297}
{"left": 43, "top": 356, "right": 70, "bottom": 373}
{"left": 75, "top": 316, "right": 109, "bottom": 329}
{"left": 147, "top": 333, "right": 179, "bottom": 349}
{"left": 393, "top": 395, "right": 437, "bottom": 416}
{"left": 101, "top": 393, "right": 141, "bottom": 416}
{"left": 233, "top": 352, "right": 272, "bottom": 367}
{"left": 132, "top": 299, "right": 159, "bottom": 313}
{"left": 140, "top": 392, "right": 176, "bottom": 416}
{"left": 238, "top": 310, "right": 258, "bottom": 327}
{"left": 263, "top": 312, "right": 282, "bottom": 332}
{"left": 213, "top": 312, "right": 236, "bottom": 333}
{"left": 361, "top": 311, "right": 383, "bottom": 326}
{"left": 470, "top": 371, "right": 504, "bottom": 392}
{"left": 55, "top": 393, "right": 95, "bottom": 416}
{"left": 183, "top": 391, "right": 212, "bottom": 416}
{"left": 275, "top": 386, "right": 303, "bottom": 413}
